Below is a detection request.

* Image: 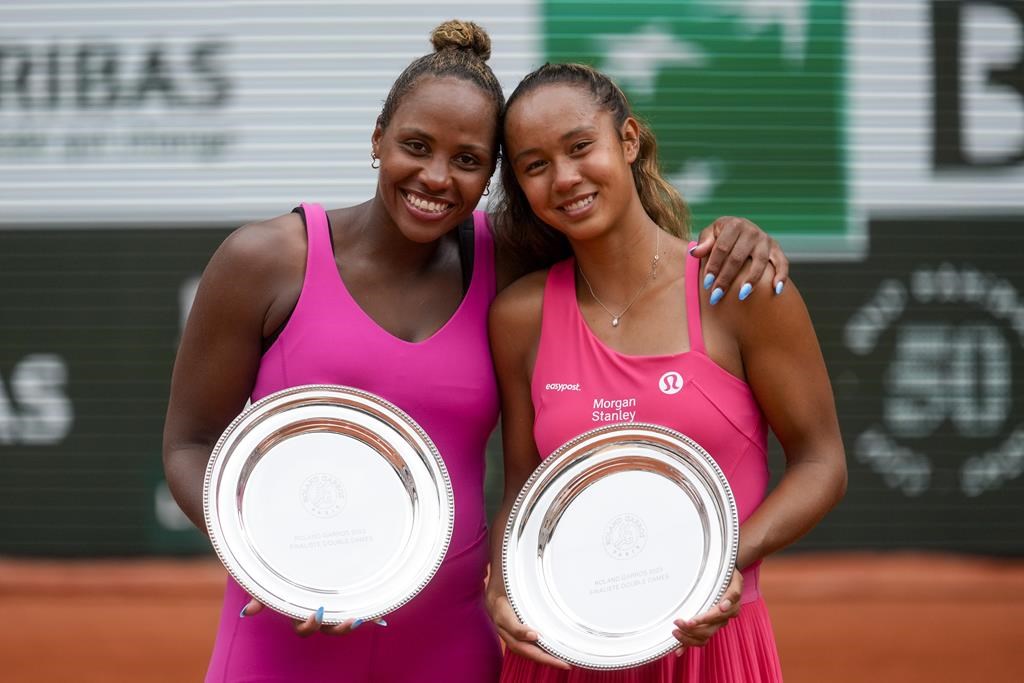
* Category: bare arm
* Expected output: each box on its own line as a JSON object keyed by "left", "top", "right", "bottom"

{"left": 162, "top": 215, "right": 361, "bottom": 636}
{"left": 490, "top": 213, "right": 789, "bottom": 298}
{"left": 484, "top": 272, "right": 571, "bottom": 670}
{"left": 711, "top": 266, "right": 847, "bottom": 570}
{"left": 162, "top": 216, "right": 303, "bottom": 530}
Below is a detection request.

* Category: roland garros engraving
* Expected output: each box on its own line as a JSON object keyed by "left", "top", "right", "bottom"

{"left": 602, "top": 512, "right": 648, "bottom": 560}
{"left": 301, "top": 472, "right": 346, "bottom": 518}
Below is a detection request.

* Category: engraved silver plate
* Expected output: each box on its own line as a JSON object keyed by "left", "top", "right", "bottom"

{"left": 502, "top": 423, "right": 738, "bottom": 670}
{"left": 204, "top": 384, "right": 453, "bottom": 625}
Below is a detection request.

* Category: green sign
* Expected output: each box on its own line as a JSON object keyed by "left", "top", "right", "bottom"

{"left": 544, "top": 1, "right": 850, "bottom": 254}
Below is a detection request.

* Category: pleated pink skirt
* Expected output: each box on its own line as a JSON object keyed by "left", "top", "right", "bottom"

{"left": 500, "top": 597, "right": 783, "bottom": 682}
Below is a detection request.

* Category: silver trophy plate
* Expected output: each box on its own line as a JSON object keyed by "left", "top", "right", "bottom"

{"left": 502, "top": 423, "right": 738, "bottom": 670}
{"left": 204, "top": 384, "right": 453, "bottom": 625}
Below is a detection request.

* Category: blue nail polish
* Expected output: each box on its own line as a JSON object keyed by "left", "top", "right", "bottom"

{"left": 774, "top": 281, "right": 784, "bottom": 295}
{"left": 710, "top": 287, "right": 724, "bottom": 305}
{"left": 315, "top": 606, "right": 325, "bottom": 624}
{"left": 239, "top": 606, "right": 248, "bottom": 618}
{"left": 351, "top": 618, "right": 364, "bottom": 630}
{"left": 703, "top": 273, "right": 715, "bottom": 290}
{"left": 739, "top": 283, "right": 752, "bottom": 301}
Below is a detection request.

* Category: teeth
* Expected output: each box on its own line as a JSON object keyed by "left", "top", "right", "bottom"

{"left": 404, "top": 192, "right": 451, "bottom": 214}
{"left": 563, "top": 195, "right": 594, "bottom": 212}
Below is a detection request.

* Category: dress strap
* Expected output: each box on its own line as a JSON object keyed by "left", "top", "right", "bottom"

{"left": 535, "top": 259, "right": 576, "bottom": 364}
{"left": 685, "top": 242, "right": 707, "bottom": 355}
{"left": 472, "top": 211, "right": 497, "bottom": 302}
{"left": 546, "top": 258, "right": 576, "bottom": 322}
{"left": 297, "top": 202, "right": 336, "bottom": 286}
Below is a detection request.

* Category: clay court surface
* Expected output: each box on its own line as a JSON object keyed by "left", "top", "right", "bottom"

{"left": 2, "top": 552, "right": 1022, "bottom": 683}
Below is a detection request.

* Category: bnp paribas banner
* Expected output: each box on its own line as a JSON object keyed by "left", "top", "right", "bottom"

{"left": 2, "top": 1, "right": 1023, "bottom": 555}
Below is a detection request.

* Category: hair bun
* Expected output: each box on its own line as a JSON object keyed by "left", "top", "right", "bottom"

{"left": 431, "top": 20, "right": 491, "bottom": 61}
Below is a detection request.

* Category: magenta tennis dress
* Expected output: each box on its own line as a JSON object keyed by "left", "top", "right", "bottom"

{"left": 501, "top": 249, "right": 783, "bottom": 682}
{"left": 204, "top": 204, "right": 503, "bottom": 682}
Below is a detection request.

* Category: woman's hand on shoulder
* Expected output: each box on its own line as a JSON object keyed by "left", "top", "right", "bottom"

{"left": 690, "top": 216, "right": 788, "bottom": 303}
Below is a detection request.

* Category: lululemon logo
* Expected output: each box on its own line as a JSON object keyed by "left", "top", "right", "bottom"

{"left": 659, "top": 371, "right": 684, "bottom": 395}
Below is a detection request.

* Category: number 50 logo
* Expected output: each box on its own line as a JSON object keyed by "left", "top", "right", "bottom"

{"left": 886, "top": 323, "right": 1009, "bottom": 439}
{"left": 845, "top": 264, "right": 1024, "bottom": 497}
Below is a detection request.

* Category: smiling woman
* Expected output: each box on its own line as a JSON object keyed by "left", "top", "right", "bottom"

{"left": 162, "top": 20, "right": 511, "bottom": 683}
{"left": 371, "top": 75, "right": 497, "bottom": 242}
{"left": 485, "top": 63, "right": 846, "bottom": 682}
{"left": 161, "top": 18, "right": 790, "bottom": 683}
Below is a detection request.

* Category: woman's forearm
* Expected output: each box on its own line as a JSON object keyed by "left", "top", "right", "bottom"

{"left": 486, "top": 494, "right": 520, "bottom": 600}
{"left": 736, "top": 453, "right": 847, "bottom": 570}
{"left": 162, "top": 442, "right": 216, "bottom": 533}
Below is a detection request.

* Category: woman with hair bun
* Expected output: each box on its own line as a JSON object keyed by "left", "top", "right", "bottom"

{"left": 163, "top": 21, "right": 789, "bottom": 683}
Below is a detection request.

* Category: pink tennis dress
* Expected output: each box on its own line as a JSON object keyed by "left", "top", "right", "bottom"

{"left": 502, "top": 249, "right": 783, "bottom": 682}
{"left": 204, "top": 204, "right": 503, "bottom": 682}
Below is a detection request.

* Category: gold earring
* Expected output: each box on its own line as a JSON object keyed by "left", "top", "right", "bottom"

{"left": 370, "top": 152, "right": 380, "bottom": 169}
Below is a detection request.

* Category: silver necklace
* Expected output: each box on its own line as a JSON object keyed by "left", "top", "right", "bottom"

{"left": 577, "top": 228, "right": 661, "bottom": 327}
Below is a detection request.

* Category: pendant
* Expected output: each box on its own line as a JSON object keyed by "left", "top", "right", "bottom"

{"left": 611, "top": 317, "right": 620, "bottom": 327}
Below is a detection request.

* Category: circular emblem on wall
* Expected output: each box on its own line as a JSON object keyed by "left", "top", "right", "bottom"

{"left": 844, "top": 263, "right": 1024, "bottom": 497}
{"left": 602, "top": 513, "right": 648, "bottom": 560}
{"left": 301, "top": 473, "right": 346, "bottom": 518}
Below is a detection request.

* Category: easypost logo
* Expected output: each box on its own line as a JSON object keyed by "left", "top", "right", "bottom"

{"left": 544, "top": 0, "right": 850, "bottom": 255}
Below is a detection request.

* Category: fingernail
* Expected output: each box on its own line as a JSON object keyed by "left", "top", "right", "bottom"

{"left": 720, "top": 600, "right": 732, "bottom": 611}
{"left": 688, "top": 245, "right": 696, "bottom": 255}
{"left": 774, "top": 281, "right": 784, "bottom": 295}
{"left": 738, "top": 283, "right": 752, "bottom": 301}
{"left": 703, "top": 273, "right": 715, "bottom": 290}
{"left": 351, "top": 619, "right": 364, "bottom": 630}
{"left": 239, "top": 606, "right": 248, "bottom": 618}
{"left": 314, "top": 606, "right": 324, "bottom": 624}
{"left": 374, "top": 619, "right": 388, "bottom": 627}
{"left": 710, "top": 287, "right": 724, "bottom": 305}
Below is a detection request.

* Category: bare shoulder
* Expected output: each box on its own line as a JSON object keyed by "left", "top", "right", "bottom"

{"left": 212, "top": 211, "right": 306, "bottom": 280}
{"left": 192, "top": 211, "right": 309, "bottom": 337}
{"left": 490, "top": 268, "right": 548, "bottom": 328}
{"left": 720, "top": 263, "right": 813, "bottom": 348}
{"left": 489, "top": 268, "right": 549, "bottom": 374}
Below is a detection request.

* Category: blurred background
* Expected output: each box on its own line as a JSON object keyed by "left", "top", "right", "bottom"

{"left": 1, "top": 1, "right": 1022, "bottom": 681}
